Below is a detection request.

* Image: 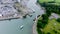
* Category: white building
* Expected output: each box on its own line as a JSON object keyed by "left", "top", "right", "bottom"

{"left": 49, "top": 13, "right": 60, "bottom": 19}
{"left": 0, "top": 14, "right": 2, "bottom": 17}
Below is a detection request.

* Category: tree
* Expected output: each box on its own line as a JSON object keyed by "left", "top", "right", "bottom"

{"left": 57, "top": 18, "right": 60, "bottom": 22}
{"left": 47, "top": 32, "right": 50, "bottom": 34}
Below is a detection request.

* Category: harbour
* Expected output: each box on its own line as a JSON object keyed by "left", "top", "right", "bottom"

{"left": 0, "top": 0, "right": 45, "bottom": 34}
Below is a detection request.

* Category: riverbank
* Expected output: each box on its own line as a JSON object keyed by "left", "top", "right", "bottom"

{"left": 33, "top": 16, "right": 41, "bottom": 34}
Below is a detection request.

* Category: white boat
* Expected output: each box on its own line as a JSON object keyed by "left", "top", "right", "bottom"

{"left": 20, "top": 25, "right": 24, "bottom": 29}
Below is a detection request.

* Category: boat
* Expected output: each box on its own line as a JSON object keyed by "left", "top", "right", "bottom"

{"left": 20, "top": 25, "right": 24, "bottom": 30}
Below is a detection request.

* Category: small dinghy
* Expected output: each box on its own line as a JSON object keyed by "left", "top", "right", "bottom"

{"left": 20, "top": 25, "right": 24, "bottom": 30}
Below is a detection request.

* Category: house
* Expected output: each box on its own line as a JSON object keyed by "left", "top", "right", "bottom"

{"left": 49, "top": 13, "right": 60, "bottom": 19}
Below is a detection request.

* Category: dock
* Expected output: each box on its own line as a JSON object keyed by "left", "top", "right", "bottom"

{"left": 0, "top": 15, "right": 21, "bottom": 21}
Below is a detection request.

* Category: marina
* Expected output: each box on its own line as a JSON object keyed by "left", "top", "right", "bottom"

{"left": 0, "top": 0, "right": 45, "bottom": 34}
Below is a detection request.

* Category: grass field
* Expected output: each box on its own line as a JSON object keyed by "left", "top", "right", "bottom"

{"left": 38, "top": 0, "right": 60, "bottom": 5}
{"left": 43, "top": 18, "right": 60, "bottom": 34}
{"left": 38, "top": 0, "right": 54, "bottom": 3}
{"left": 38, "top": 0, "right": 60, "bottom": 3}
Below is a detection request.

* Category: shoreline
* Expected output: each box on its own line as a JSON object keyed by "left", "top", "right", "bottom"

{"left": 32, "top": 2, "right": 45, "bottom": 34}
{"left": 32, "top": 16, "right": 40, "bottom": 34}
{"left": 0, "top": 16, "right": 20, "bottom": 21}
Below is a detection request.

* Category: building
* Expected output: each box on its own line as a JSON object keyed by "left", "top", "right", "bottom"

{"left": 49, "top": 13, "right": 60, "bottom": 19}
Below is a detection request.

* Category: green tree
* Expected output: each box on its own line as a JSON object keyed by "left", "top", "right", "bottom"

{"left": 57, "top": 18, "right": 60, "bottom": 22}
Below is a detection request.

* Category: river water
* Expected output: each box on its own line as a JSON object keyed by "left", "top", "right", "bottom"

{"left": 0, "top": 0, "right": 44, "bottom": 34}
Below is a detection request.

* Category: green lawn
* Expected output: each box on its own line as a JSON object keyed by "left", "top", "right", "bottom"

{"left": 38, "top": 0, "right": 60, "bottom": 5}
{"left": 43, "top": 18, "right": 60, "bottom": 34}
{"left": 38, "top": 0, "right": 60, "bottom": 3}
{"left": 38, "top": 0, "right": 54, "bottom": 3}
